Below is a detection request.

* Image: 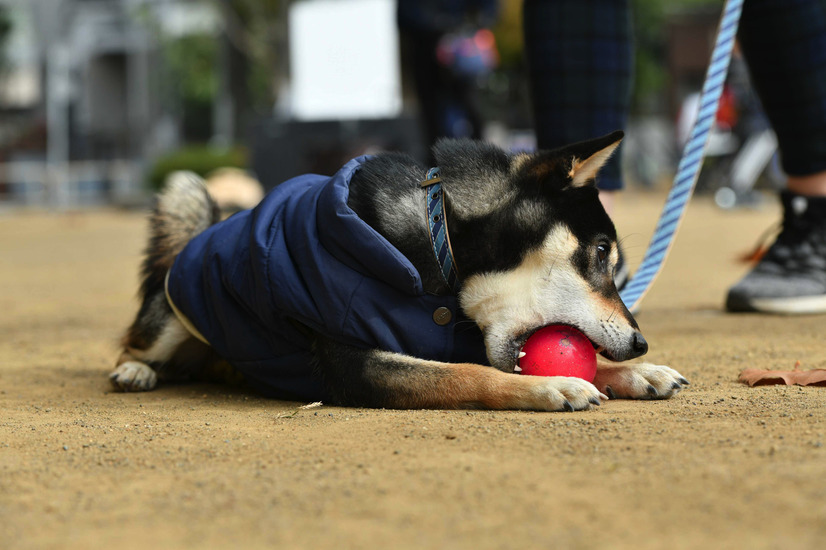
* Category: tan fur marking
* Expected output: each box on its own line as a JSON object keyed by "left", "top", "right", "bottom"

{"left": 569, "top": 141, "right": 621, "bottom": 187}
{"left": 511, "top": 153, "right": 533, "bottom": 173}
{"left": 568, "top": 157, "right": 580, "bottom": 179}
{"left": 529, "top": 159, "right": 555, "bottom": 180}
{"left": 371, "top": 354, "right": 601, "bottom": 411}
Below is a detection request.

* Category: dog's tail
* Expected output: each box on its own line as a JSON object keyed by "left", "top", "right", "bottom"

{"left": 139, "top": 171, "right": 220, "bottom": 298}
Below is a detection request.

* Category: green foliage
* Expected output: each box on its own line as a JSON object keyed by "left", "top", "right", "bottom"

{"left": 224, "top": 0, "right": 286, "bottom": 110}
{"left": 631, "top": 0, "right": 721, "bottom": 110}
{"left": 134, "top": 0, "right": 284, "bottom": 133}
{"left": 0, "top": 7, "right": 9, "bottom": 39}
{"left": 0, "top": 6, "right": 11, "bottom": 72}
{"left": 148, "top": 146, "right": 248, "bottom": 190}
{"left": 492, "top": 0, "right": 525, "bottom": 70}
{"left": 164, "top": 33, "right": 218, "bottom": 104}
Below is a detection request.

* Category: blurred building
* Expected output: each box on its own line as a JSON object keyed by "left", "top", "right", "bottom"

{"left": 0, "top": 0, "right": 215, "bottom": 206}
{"left": 0, "top": 0, "right": 738, "bottom": 207}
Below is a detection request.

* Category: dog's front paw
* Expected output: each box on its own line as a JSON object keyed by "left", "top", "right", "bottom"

{"left": 594, "top": 363, "right": 688, "bottom": 400}
{"left": 521, "top": 376, "right": 607, "bottom": 412}
{"left": 110, "top": 361, "right": 158, "bottom": 392}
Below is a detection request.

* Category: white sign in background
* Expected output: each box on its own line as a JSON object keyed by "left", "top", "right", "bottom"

{"left": 288, "top": 0, "right": 402, "bottom": 121}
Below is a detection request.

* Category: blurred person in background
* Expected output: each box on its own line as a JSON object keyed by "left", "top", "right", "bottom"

{"left": 398, "top": 0, "right": 499, "bottom": 163}
{"left": 523, "top": 0, "right": 826, "bottom": 314}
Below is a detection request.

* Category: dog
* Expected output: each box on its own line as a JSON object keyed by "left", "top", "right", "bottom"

{"left": 111, "top": 131, "right": 688, "bottom": 411}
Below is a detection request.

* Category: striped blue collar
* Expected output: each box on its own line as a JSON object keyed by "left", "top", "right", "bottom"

{"left": 420, "top": 167, "right": 460, "bottom": 293}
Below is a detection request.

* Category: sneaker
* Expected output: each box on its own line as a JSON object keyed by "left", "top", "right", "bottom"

{"left": 726, "top": 191, "right": 826, "bottom": 314}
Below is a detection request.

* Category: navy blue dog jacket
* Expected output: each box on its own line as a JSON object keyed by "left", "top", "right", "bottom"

{"left": 166, "top": 157, "right": 487, "bottom": 400}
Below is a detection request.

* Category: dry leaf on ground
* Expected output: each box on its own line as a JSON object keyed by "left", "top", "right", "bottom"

{"left": 739, "top": 362, "right": 826, "bottom": 387}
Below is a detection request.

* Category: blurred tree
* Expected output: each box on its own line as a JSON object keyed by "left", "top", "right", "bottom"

{"left": 0, "top": 6, "right": 11, "bottom": 73}
{"left": 225, "top": 0, "right": 286, "bottom": 108}
{"left": 204, "top": 0, "right": 288, "bottom": 140}
{"left": 633, "top": 0, "right": 719, "bottom": 112}
{"left": 141, "top": 0, "right": 286, "bottom": 143}
{"left": 166, "top": 34, "right": 218, "bottom": 105}
{"left": 162, "top": 33, "right": 218, "bottom": 141}
{"left": 492, "top": 0, "right": 523, "bottom": 70}
{"left": 148, "top": 144, "right": 247, "bottom": 190}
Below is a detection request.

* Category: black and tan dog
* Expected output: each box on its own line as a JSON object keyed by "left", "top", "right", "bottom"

{"left": 111, "top": 132, "right": 687, "bottom": 411}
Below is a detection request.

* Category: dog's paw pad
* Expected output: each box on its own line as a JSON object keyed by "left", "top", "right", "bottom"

{"left": 110, "top": 362, "right": 158, "bottom": 392}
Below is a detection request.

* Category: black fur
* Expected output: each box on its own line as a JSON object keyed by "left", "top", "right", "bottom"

{"left": 124, "top": 292, "right": 173, "bottom": 351}
{"left": 314, "top": 335, "right": 450, "bottom": 408}
{"left": 347, "top": 152, "right": 450, "bottom": 294}
{"left": 139, "top": 188, "right": 220, "bottom": 300}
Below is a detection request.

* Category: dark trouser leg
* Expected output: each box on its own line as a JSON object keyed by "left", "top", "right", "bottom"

{"left": 523, "top": 0, "right": 633, "bottom": 191}
{"left": 738, "top": 0, "right": 826, "bottom": 177}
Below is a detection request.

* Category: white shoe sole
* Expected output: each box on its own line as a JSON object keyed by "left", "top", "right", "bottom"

{"left": 748, "top": 294, "right": 826, "bottom": 314}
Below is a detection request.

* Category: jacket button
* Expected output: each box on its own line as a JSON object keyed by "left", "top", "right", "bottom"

{"left": 433, "top": 307, "right": 452, "bottom": 326}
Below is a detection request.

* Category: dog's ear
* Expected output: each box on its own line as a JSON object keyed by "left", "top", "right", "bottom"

{"left": 560, "top": 131, "right": 624, "bottom": 188}
{"left": 520, "top": 131, "right": 623, "bottom": 192}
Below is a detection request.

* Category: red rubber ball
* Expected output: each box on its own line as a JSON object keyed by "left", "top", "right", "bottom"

{"left": 519, "top": 325, "right": 597, "bottom": 382}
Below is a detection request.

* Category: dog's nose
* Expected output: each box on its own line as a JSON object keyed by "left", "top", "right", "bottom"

{"left": 632, "top": 331, "right": 648, "bottom": 356}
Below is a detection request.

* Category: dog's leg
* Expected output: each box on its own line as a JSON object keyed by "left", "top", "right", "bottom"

{"left": 111, "top": 315, "right": 192, "bottom": 391}
{"left": 112, "top": 290, "right": 214, "bottom": 391}
{"left": 113, "top": 171, "right": 220, "bottom": 392}
{"left": 315, "top": 337, "right": 606, "bottom": 411}
{"left": 593, "top": 362, "right": 689, "bottom": 400}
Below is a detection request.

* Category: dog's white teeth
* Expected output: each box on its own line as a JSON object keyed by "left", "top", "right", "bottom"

{"left": 513, "top": 365, "right": 522, "bottom": 373}
{"left": 518, "top": 351, "right": 526, "bottom": 359}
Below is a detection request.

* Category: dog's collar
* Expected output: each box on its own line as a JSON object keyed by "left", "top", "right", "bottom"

{"left": 420, "top": 167, "right": 460, "bottom": 293}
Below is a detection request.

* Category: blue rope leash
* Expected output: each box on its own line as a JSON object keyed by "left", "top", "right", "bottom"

{"left": 620, "top": 0, "right": 744, "bottom": 312}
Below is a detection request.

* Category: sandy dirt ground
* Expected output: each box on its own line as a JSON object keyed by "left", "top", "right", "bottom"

{"left": 2, "top": 190, "right": 825, "bottom": 550}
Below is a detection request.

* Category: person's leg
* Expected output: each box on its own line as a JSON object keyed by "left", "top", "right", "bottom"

{"left": 726, "top": 0, "right": 826, "bottom": 313}
{"left": 523, "top": 0, "right": 633, "bottom": 198}
{"left": 787, "top": 172, "right": 826, "bottom": 196}
{"left": 402, "top": 30, "right": 444, "bottom": 161}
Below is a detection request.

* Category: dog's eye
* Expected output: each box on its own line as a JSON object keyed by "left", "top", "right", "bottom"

{"left": 596, "top": 244, "right": 609, "bottom": 263}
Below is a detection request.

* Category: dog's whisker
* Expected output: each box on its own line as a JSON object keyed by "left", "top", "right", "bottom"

{"left": 607, "top": 307, "right": 618, "bottom": 323}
